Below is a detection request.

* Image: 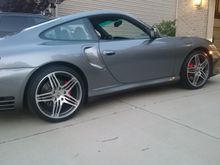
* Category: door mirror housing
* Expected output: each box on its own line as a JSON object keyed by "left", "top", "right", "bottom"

{"left": 150, "top": 27, "right": 159, "bottom": 39}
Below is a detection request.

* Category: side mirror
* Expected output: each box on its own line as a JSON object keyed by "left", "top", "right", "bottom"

{"left": 150, "top": 27, "right": 159, "bottom": 39}
{"left": 150, "top": 28, "right": 156, "bottom": 39}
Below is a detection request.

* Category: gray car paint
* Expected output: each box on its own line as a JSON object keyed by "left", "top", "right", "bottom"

{"left": 0, "top": 10, "right": 220, "bottom": 111}
{"left": 99, "top": 38, "right": 177, "bottom": 83}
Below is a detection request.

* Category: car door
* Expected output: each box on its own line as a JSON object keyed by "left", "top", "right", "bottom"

{"left": 90, "top": 15, "right": 176, "bottom": 83}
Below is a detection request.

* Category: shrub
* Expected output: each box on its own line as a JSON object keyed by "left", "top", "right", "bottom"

{"left": 155, "top": 20, "right": 176, "bottom": 37}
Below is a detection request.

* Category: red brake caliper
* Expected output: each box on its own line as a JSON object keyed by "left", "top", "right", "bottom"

{"left": 188, "top": 63, "right": 194, "bottom": 69}
{"left": 64, "top": 80, "right": 73, "bottom": 96}
{"left": 188, "top": 63, "right": 194, "bottom": 77}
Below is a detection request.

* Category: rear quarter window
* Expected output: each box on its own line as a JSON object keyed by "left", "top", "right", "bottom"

{"left": 41, "top": 19, "right": 94, "bottom": 41}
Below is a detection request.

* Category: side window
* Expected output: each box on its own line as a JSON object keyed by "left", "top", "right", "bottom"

{"left": 94, "top": 17, "right": 149, "bottom": 40}
{"left": 42, "top": 19, "right": 93, "bottom": 41}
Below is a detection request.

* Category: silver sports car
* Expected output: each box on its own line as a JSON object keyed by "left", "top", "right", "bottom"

{"left": 0, "top": 10, "right": 220, "bottom": 122}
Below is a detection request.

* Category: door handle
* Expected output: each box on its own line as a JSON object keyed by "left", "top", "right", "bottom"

{"left": 103, "top": 50, "right": 116, "bottom": 56}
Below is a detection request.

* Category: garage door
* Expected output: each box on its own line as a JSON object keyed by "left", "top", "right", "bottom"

{"left": 58, "top": 0, "right": 177, "bottom": 25}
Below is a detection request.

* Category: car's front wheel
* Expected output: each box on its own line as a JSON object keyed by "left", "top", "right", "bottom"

{"left": 27, "top": 65, "right": 85, "bottom": 122}
{"left": 181, "top": 51, "right": 210, "bottom": 89}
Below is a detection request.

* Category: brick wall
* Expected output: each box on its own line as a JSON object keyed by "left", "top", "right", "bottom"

{"left": 176, "top": 0, "right": 209, "bottom": 38}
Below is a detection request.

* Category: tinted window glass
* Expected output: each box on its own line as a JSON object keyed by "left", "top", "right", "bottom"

{"left": 91, "top": 16, "right": 149, "bottom": 40}
{"left": 42, "top": 19, "right": 93, "bottom": 41}
{"left": 0, "top": 15, "right": 47, "bottom": 37}
{"left": 0, "top": 16, "right": 33, "bottom": 32}
{"left": 34, "top": 18, "right": 47, "bottom": 24}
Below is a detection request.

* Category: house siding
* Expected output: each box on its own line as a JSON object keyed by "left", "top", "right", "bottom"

{"left": 57, "top": 0, "right": 177, "bottom": 26}
{"left": 176, "top": 0, "right": 210, "bottom": 38}
{"left": 58, "top": 0, "right": 216, "bottom": 41}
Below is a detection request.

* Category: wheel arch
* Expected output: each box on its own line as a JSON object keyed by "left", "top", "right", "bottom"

{"left": 180, "top": 47, "right": 213, "bottom": 75}
{"left": 23, "top": 62, "right": 89, "bottom": 108}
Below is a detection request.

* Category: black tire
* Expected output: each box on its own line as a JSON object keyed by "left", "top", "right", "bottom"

{"left": 26, "top": 65, "right": 86, "bottom": 122}
{"left": 180, "top": 50, "right": 210, "bottom": 89}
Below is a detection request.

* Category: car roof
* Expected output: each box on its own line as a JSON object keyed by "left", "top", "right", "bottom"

{"left": 61, "top": 10, "right": 132, "bottom": 20}
{"left": 18, "top": 10, "right": 151, "bottom": 36}
{"left": 23, "top": 10, "right": 135, "bottom": 30}
{"left": 54, "top": 10, "right": 151, "bottom": 29}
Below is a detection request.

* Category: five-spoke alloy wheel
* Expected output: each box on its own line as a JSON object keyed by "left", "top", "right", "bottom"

{"left": 27, "top": 66, "right": 85, "bottom": 122}
{"left": 181, "top": 51, "right": 210, "bottom": 89}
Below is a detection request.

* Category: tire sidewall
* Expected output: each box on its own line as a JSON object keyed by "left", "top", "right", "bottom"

{"left": 27, "top": 65, "right": 85, "bottom": 122}
{"left": 181, "top": 50, "right": 210, "bottom": 89}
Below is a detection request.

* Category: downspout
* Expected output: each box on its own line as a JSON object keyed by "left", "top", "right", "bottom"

{"left": 175, "top": 0, "right": 179, "bottom": 36}
{"left": 207, "top": 0, "right": 216, "bottom": 42}
{"left": 175, "top": 0, "right": 179, "bottom": 20}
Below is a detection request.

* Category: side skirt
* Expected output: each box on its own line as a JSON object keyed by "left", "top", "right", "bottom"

{"left": 88, "top": 76, "right": 180, "bottom": 98}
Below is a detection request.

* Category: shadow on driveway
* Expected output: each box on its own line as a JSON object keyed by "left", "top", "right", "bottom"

{"left": 0, "top": 78, "right": 219, "bottom": 124}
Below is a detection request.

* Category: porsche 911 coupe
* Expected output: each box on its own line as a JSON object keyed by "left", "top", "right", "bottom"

{"left": 0, "top": 10, "right": 220, "bottom": 122}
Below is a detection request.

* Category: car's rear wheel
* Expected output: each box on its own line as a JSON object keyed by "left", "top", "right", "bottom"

{"left": 27, "top": 65, "right": 85, "bottom": 122}
{"left": 181, "top": 51, "right": 210, "bottom": 89}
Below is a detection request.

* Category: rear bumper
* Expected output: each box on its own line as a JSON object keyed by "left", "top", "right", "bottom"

{"left": 0, "top": 67, "right": 35, "bottom": 111}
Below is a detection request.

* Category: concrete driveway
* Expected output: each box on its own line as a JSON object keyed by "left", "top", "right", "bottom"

{"left": 0, "top": 75, "right": 220, "bottom": 165}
